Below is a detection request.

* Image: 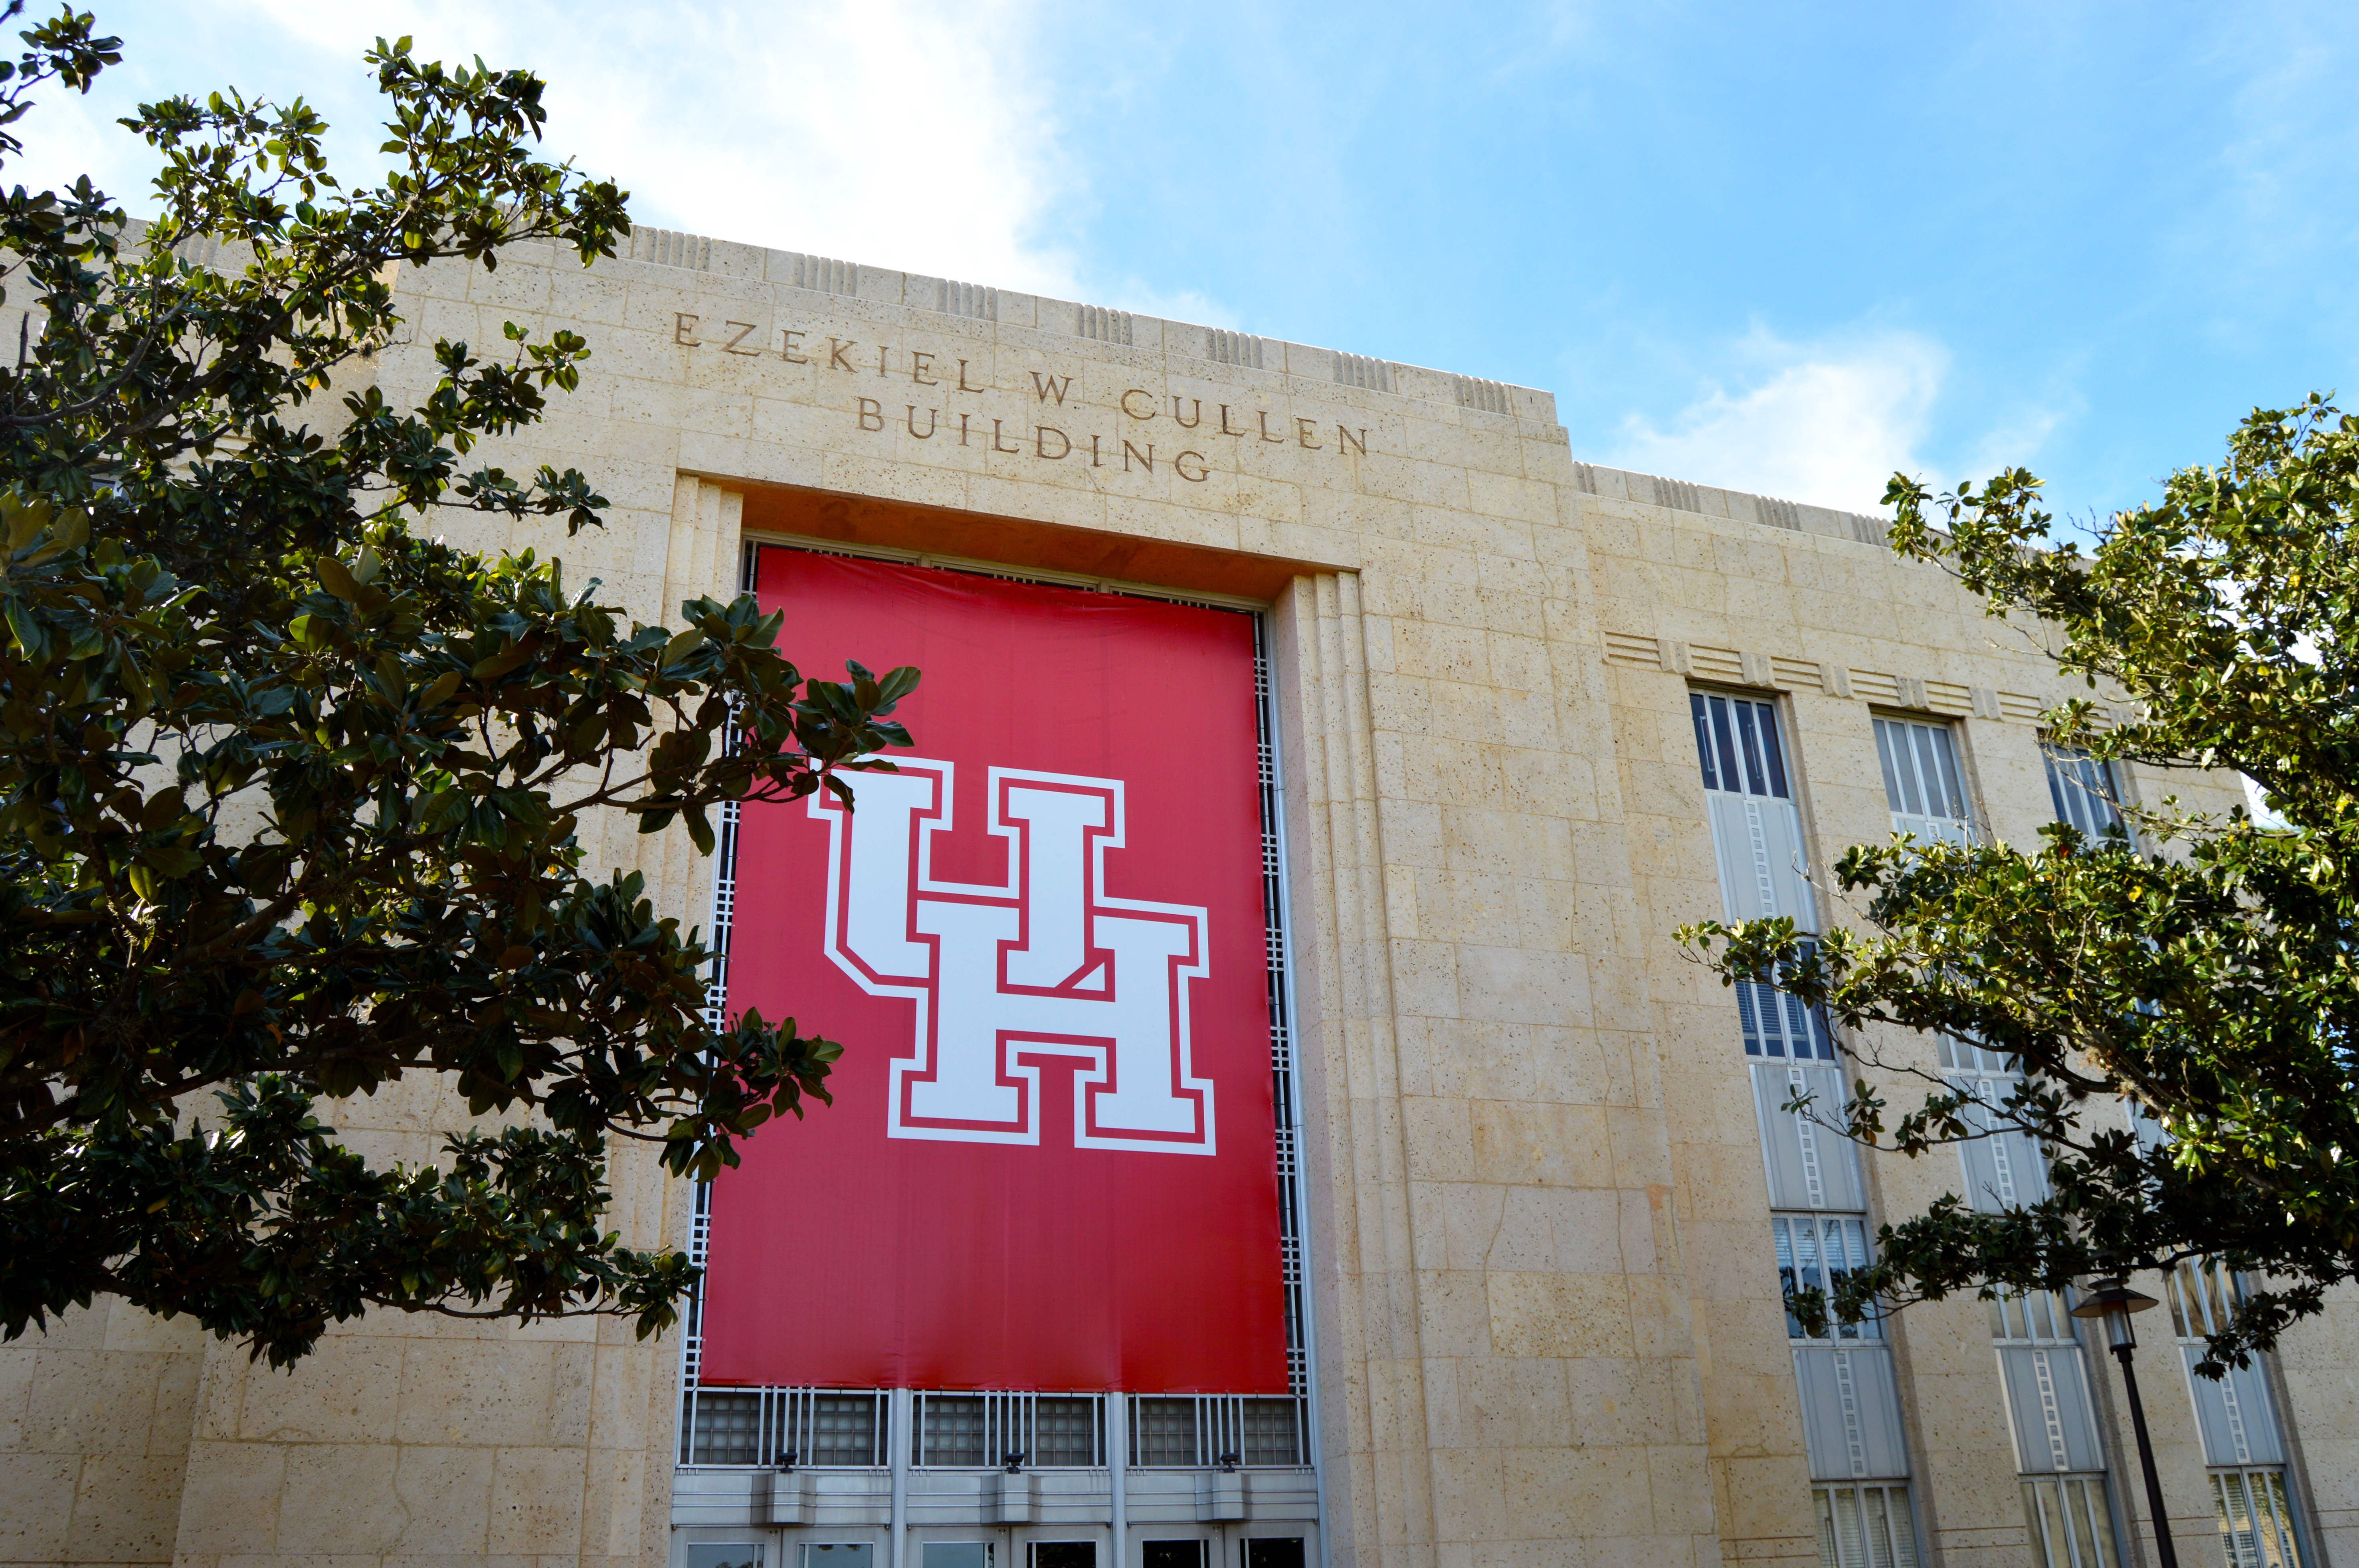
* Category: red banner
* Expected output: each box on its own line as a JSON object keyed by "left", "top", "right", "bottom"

{"left": 697, "top": 549, "right": 1288, "bottom": 1393}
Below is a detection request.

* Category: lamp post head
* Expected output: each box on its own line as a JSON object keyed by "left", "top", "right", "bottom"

{"left": 2071, "top": 1277, "right": 2160, "bottom": 1350}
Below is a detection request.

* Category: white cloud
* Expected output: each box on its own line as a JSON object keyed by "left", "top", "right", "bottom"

{"left": 13, "top": 0, "right": 1088, "bottom": 299}
{"left": 1957, "top": 401, "right": 2071, "bottom": 489}
{"left": 1609, "top": 329, "right": 1949, "bottom": 515}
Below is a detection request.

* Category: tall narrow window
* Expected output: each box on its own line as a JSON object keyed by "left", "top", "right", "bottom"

{"left": 2164, "top": 1260, "right": 2309, "bottom": 1568}
{"left": 1937, "top": 1035, "right": 2050, "bottom": 1213}
{"left": 1943, "top": 1041, "right": 2124, "bottom": 1562}
{"left": 1992, "top": 1286, "right": 2117, "bottom": 1558}
{"left": 2042, "top": 742, "right": 2124, "bottom": 838}
{"left": 1696, "top": 690, "right": 1914, "bottom": 1550}
{"left": 1874, "top": 717, "right": 1973, "bottom": 845}
{"left": 1775, "top": 1214, "right": 1910, "bottom": 1491}
{"left": 1693, "top": 692, "right": 1834, "bottom": 1061}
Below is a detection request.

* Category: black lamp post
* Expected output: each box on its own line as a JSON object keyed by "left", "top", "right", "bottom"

{"left": 2071, "top": 1278, "right": 2179, "bottom": 1568}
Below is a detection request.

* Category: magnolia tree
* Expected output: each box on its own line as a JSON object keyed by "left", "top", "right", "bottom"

{"left": 1684, "top": 394, "right": 2359, "bottom": 1373}
{"left": 0, "top": 9, "right": 914, "bottom": 1365}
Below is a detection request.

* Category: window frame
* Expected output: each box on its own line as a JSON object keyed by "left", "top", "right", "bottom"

{"left": 2041, "top": 739, "right": 2130, "bottom": 840}
{"left": 1691, "top": 688, "right": 1795, "bottom": 801}
{"left": 1871, "top": 713, "right": 1978, "bottom": 845}
{"left": 1812, "top": 1480, "right": 1920, "bottom": 1568}
{"left": 2209, "top": 1467, "right": 2308, "bottom": 1568}
{"left": 1773, "top": 1212, "right": 1883, "bottom": 1343}
{"left": 2021, "top": 1473, "right": 2124, "bottom": 1568}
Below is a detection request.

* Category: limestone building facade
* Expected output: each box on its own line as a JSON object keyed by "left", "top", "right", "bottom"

{"left": 2, "top": 225, "right": 2351, "bottom": 1568}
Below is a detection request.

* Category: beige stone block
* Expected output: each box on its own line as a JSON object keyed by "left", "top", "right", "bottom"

{"left": 1389, "top": 940, "right": 1463, "bottom": 1020}
{"left": 66, "top": 1451, "right": 186, "bottom": 1563}
{"left": 1456, "top": 1356, "right": 1574, "bottom": 1449}
{"left": 1487, "top": 1273, "right": 1634, "bottom": 1358}
{"left": 1403, "top": 1096, "right": 1476, "bottom": 1184}
{"left": 1427, "top": 1181, "right": 1504, "bottom": 1270}
{"left": 98, "top": 1303, "right": 205, "bottom": 1356}
{"left": 26, "top": 1347, "right": 160, "bottom": 1457}
{"left": 171, "top": 1440, "right": 286, "bottom": 1553}
{"left": 1455, "top": 945, "right": 1591, "bottom": 1029}
{"left": 394, "top": 1339, "right": 592, "bottom": 1448}
{"left": 1498, "top": 1445, "right": 1652, "bottom": 1538}
{"left": 486, "top": 1446, "right": 585, "bottom": 1554}
{"left": 576, "top": 1445, "right": 649, "bottom": 1560}
{"left": 0, "top": 1451, "right": 76, "bottom": 1560}
{"left": 1416, "top": 1271, "right": 1499, "bottom": 1358}
{"left": 1469, "top": 1099, "right": 1609, "bottom": 1189}
{"left": 382, "top": 1442, "right": 494, "bottom": 1554}
{"left": 273, "top": 1442, "right": 407, "bottom": 1553}
{"left": 1710, "top": 1453, "right": 1814, "bottom": 1540}
{"left": 0, "top": 1348, "right": 32, "bottom": 1449}
{"left": 1565, "top": 1357, "right": 1681, "bottom": 1450}
{"left": 235, "top": 1337, "right": 402, "bottom": 1443}
{"left": 1428, "top": 1444, "right": 1508, "bottom": 1543}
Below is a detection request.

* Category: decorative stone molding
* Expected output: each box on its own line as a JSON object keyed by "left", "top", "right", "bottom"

{"left": 1078, "top": 304, "right": 1133, "bottom": 345}
{"left": 2000, "top": 690, "right": 2049, "bottom": 725}
{"left": 1601, "top": 629, "right": 1662, "bottom": 667}
{"left": 629, "top": 226, "right": 713, "bottom": 270}
{"left": 1453, "top": 374, "right": 1512, "bottom": 415}
{"left": 1333, "top": 352, "right": 1395, "bottom": 393}
{"left": 936, "top": 279, "right": 998, "bottom": 320}
{"left": 1651, "top": 475, "right": 1707, "bottom": 515}
{"left": 781, "top": 250, "right": 857, "bottom": 295}
{"left": 1205, "top": 328, "right": 1265, "bottom": 368}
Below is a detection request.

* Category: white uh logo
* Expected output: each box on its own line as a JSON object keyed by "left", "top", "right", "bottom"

{"left": 811, "top": 759, "right": 1217, "bottom": 1154}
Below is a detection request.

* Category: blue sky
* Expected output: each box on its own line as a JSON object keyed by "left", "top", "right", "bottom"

{"left": 14, "top": 1, "right": 2356, "bottom": 521}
